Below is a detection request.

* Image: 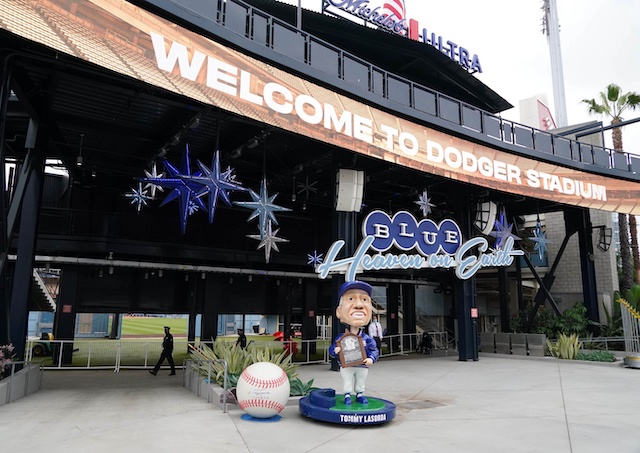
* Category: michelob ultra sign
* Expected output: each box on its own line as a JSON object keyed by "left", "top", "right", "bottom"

{"left": 316, "top": 210, "right": 523, "bottom": 280}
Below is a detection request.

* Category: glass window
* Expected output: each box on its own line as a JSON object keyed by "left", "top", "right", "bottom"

{"left": 272, "top": 22, "right": 304, "bottom": 62}
{"left": 343, "top": 55, "right": 369, "bottom": 91}
{"left": 388, "top": 76, "right": 410, "bottom": 106}
{"left": 483, "top": 113, "right": 501, "bottom": 140}
{"left": 514, "top": 125, "right": 533, "bottom": 148}
{"left": 372, "top": 70, "right": 385, "bottom": 97}
{"left": 414, "top": 87, "right": 436, "bottom": 116}
{"left": 310, "top": 40, "right": 339, "bottom": 77}
{"left": 554, "top": 137, "right": 572, "bottom": 159}
{"left": 612, "top": 152, "right": 629, "bottom": 171}
{"left": 533, "top": 131, "right": 552, "bottom": 153}
{"left": 462, "top": 105, "right": 481, "bottom": 131}
{"left": 224, "top": 0, "right": 248, "bottom": 37}
{"left": 630, "top": 155, "right": 640, "bottom": 173}
{"left": 592, "top": 147, "right": 610, "bottom": 167}
{"left": 251, "top": 13, "right": 269, "bottom": 46}
{"left": 439, "top": 96, "right": 460, "bottom": 124}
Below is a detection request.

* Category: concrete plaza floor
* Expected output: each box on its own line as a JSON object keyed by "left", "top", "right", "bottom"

{"left": 0, "top": 353, "right": 639, "bottom": 453}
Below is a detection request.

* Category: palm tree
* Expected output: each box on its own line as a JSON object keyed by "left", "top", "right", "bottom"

{"left": 582, "top": 84, "right": 640, "bottom": 292}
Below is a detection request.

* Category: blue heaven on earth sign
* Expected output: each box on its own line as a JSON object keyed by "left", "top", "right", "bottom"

{"left": 315, "top": 210, "right": 524, "bottom": 281}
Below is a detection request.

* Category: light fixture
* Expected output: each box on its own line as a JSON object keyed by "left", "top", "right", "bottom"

{"left": 76, "top": 133, "right": 84, "bottom": 166}
{"left": 108, "top": 266, "right": 114, "bottom": 275}
{"left": 248, "top": 275, "right": 252, "bottom": 282}
{"left": 99, "top": 269, "right": 103, "bottom": 278}
{"left": 247, "top": 137, "right": 260, "bottom": 149}
{"left": 144, "top": 272, "right": 149, "bottom": 279}
{"left": 335, "top": 169, "right": 364, "bottom": 212}
{"left": 185, "top": 274, "right": 189, "bottom": 281}
{"left": 474, "top": 201, "right": 498, "bottom": 235}
{"left": 229, "top": 277, "right": 233, "bottom": 284}
{"left": 596, "top": 225, "right": 613, "bottom": 252}
{"left": 201, "top": 272, "right": 206, "bottom": 280}
{"left": 188, "top": 114, "right": 201, "bottom": 129}
{"left": 158, "top": 269, "right": 163, "bottom": 277}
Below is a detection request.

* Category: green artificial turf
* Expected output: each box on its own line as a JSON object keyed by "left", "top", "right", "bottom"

{"left": 120, "top": 316, "right": 188, "bottom": 336}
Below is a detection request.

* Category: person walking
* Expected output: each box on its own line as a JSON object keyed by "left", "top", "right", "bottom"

{"left": 368, "top": 314, "right": 383, "bottom": 352}
{"left": 149, "top": 326, "right": 176, "bottom": 376}
{"left": 235, "top": 329, "right": 247, "bottom": 349}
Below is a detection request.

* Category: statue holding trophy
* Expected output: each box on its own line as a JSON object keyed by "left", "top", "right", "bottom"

{"left": 329, "top": 280, "right": 379, "bottom": 405}
{"left": 299, "top": 279, "right": 395, "bottom": 425}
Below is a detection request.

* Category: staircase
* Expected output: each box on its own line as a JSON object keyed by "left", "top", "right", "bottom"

{"left": 30, "top": 269, "right": 57, "bottom": 312}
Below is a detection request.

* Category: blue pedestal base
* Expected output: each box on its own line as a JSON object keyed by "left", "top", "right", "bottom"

{"left": 299, "top": 388, "right": 395, "bottom": 425}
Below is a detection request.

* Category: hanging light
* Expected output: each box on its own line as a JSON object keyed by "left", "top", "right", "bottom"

{"left": 76, "top": 133, "right": 84, "bottom": 166}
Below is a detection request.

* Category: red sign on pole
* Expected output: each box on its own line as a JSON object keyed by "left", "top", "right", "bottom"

{"left": 63, "top": 304, "right": 72, "bottom": 314}
{"left": 470, "top": 308, "right": 478, "bottom": 318}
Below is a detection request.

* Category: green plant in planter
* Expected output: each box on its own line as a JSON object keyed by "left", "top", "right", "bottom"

{"left": 547, "top": 333, "right": 582, "bottom": 359}
{"left": 576, "top": 350, "right": 616, "bottom": 362}
{"left": 289, "top": 377, "right": 317, "bottom": 396}
{"left": 189, "top": 341, "right": 305, "bottom": 396}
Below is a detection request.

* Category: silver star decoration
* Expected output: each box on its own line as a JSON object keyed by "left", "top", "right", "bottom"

{"left": 247, "top": 221, "right": 289, "bottom": 263}
{"left": 124, "top": 182, "right": 153, "bottom": 212}
{"left": 489, "top": 208, "right": 520, "bottom": 250}
{"left": 193, "top": 150, "right": 246, "bottom": 223}
{"left": 307, "top": 250, "right": 324, "bottom": 269}
{"left": 415, "top": 190, "right": 436, "bottom": 218}
{"left": 297, "top": 176, "right": 319, "bottom": 198}
{"left": 529, "top": 222, "right": 550, "bottom": 260}
{"left": 143, "top": 162, "right": 165, "bottom": 198}
{"left": 234, "top": 178, "right": 291, "bottom": 239}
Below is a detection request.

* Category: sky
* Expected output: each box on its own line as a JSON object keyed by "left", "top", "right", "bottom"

{"left": 277, "top": 0, "right": 640, "bottom": 155}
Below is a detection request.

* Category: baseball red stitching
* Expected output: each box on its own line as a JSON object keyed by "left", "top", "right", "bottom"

{"left": 239, "top": 399, "right": 285, "bottom": 412}
{"left": 241, "top": 368, "right": 287, "bottom": 389}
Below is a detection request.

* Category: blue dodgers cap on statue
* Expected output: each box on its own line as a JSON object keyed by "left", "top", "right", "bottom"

{"left": 338, "top": 280, "right": 372, "bottom": 300}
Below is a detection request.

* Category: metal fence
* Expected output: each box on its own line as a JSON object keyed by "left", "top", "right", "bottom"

{"left": 24, "top": 331, "right": 450, "bottom": 372}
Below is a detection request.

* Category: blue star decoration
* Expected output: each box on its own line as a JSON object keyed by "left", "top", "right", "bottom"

{"left": 124, "top": 182, "right": 153, "bottom": 212}
{"left": 247, "top": 220, "right": 289, "bottom": 263}
{"left": 192, "top": 150, "right": 246, "bottom": 223}
{"left": 414, "top": 189, "right": 436, "bottom": 218}
{"left": 529, "top": 221, "right": 551, "bottom": 260}
{"left": 307, "top": 250, "right": 324, "bottom": 269}
{"left": 489, "top": 208, "right": 520, "bottom": 250}
{"left": 234, "top": 178, "right": 291, "bottom": 239}
{"left": 143, "top": 162, "right": 164, "bottom": 199}
{"left": 139, "top": 144, "right": 205, "bottom": 234}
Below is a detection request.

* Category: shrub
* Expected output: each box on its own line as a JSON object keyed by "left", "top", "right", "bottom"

{"left": 511, "top": 303, "right": 590, "bottom": 339}
{"left": 547, "top": 333, "right": 582, "bottom": 359}
{"left": 576, "top": 350, "right": 616, "bottom": 362}
{"left": 0, "top": 343, "right": 15, "bottom": 379}
{"left": 188, "top": 341, "right": 313, "bottom": 396}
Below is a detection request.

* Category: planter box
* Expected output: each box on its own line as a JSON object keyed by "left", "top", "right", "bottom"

{"left": 0, "top": 364, "right": 42, "bottom": 406}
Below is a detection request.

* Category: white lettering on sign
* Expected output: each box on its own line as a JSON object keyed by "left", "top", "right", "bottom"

{"left": 150, "top": 32, "right": 608, "bottom": 203}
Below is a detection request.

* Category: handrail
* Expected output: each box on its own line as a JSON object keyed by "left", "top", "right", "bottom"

{"left": 164, "top": 0, "right": 640, "bottom": 179}
{"left": 617, "top": 298, "right": 640, "bottom": 355}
